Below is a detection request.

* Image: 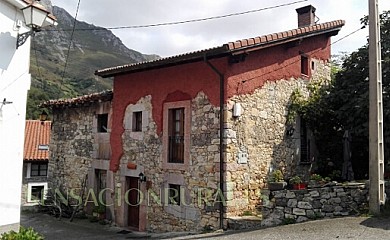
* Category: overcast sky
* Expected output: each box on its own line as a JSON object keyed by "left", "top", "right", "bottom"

{"left": 50, "top": 0, "right": 390, "bottom": 57}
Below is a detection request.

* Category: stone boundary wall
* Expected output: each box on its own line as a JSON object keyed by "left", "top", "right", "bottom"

{"left": 261, "top": 183, "right": 369, "bottom": 227}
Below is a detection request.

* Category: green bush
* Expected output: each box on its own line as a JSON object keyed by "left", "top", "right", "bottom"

{"left": 1, "top": 227, "right": 43, "bottom": 240}
{"left": 310, "top": 173, "right": 323, "bottom": 182}
{"left": 269, "top": 170, "right": 284, "bottom": 182}
{"left": 289, "top": 176, "right": 302, "bottom": 184}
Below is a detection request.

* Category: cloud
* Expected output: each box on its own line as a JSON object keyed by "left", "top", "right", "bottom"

{"left": 51, "top": 0, "right": 390, "bottom": 57}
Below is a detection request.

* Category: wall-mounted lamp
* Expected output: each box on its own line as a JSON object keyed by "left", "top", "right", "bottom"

{"left": 16, "top": 3, "right": 49, "bottom": 49}
{"left": 39, "top": 110, "right": 48, "bottom": 122}
{"left": 232, "top": 102, "right": 242, "bottom": 117}
{"left": 139, "top": 172, "right": 147, "bottom": 182}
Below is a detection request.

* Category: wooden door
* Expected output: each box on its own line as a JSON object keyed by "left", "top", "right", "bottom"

{"left": 127, "top": 177, "right": 140, "bottom": 228}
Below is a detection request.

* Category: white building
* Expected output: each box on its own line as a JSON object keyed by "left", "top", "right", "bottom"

{"left": 0, "top": 0, "right": 55, "bottom": 233}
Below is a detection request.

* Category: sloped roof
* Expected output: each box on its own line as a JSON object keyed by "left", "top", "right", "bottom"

{"left": 24, "top": 120, "right": 51, "bottom": 161}
{"left": 40, "top": 90, "right": 113, "bottom": 108}
{"left": 96, "top": 20, "right": 344, "bottom": 78}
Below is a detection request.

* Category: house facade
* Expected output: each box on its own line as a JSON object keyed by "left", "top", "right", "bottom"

{"left": 22, "top": 120, "right": 51, "bottom": 207}
{"left": 46, "top": 5, "right": 344, "bottom": 232}
{"left": 0, "top": 0, "right": 55, "bottom": 233}
{"left": 42, "top": 91, "right": 115, "bottom": 220}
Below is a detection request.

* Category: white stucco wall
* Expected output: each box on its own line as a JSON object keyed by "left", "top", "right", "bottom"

{"left": 0, "top": 0, "right": 31, "bottom": 233}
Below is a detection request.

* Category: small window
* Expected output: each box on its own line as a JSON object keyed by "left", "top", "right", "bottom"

{"left": 301, "top": 55, "right": 309, "bottom": 76}
{"left": 168, "top": 108, "right": 184, "bottom": 163}
{"left": 97, "top": 114, "right": 108, "bottom": 133}
{"left": 132, "top": 111, "right": 142, "bottom": 132}
{"left": 168, "top": 184, "right": 181, "bottom": 206}
{"left": 31, "top": 186, "right": 44, "bottom": 201}
{"left": 311, "top": 61, "right": 315, "bottom": 70}
{"left": 31, "top": 162, "right": 48, "bottom": 177}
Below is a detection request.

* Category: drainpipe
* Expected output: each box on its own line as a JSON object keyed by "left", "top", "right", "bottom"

{"left": 204, "top": 55, "right": 225, "bottom": 230}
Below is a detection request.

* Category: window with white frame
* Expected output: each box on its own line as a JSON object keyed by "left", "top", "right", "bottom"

{"left": 27, "top": 182, "right": 48, "bottom": 203}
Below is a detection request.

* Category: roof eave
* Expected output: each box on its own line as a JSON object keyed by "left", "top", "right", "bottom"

{"left": 96, "top": 20, "right": 344, "bottom": 78}
{"left": 230, "top": 27, "right": 343, "bottom": 56}
{"left": 95, "top": 46, "right": 229, "bottom": 78}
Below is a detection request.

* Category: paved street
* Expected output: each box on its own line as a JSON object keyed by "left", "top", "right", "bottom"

{"left": 21, "top": 212, "right": 390, "bottom": 239}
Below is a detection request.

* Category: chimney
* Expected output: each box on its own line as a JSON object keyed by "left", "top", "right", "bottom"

{"left": 296, "top": 5, "right": 316, "bottom": 27}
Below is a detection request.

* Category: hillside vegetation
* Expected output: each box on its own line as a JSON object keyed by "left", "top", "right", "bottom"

{"left": 28, "top": 6, "right": 159, "bottom": 118}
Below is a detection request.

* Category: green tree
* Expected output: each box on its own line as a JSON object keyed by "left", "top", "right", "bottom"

{"left": 26, "top": 87, "right": 50, "bottom": 120}
{"left": 294, "top": 11, "right": 390, "bottom": 179}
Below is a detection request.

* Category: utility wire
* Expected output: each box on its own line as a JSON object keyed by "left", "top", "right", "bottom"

{"left": 32, "top": 40, "right": 44, "bottom": 89}
{"left": 0, "top": 70, "right": 29, "bottom": 94}
{"left": 60, "top": 0, "right": 81, "bottom": 91}
{"left": 44, "top": 0, "right": 308, "bottom": 32}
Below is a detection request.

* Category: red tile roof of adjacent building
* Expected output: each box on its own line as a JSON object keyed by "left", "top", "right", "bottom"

{"left": 24, "top": 120, "right": 51, "bottom": 161}
{"left": 40, "top": 90, "right": 113, "bottom": 108}
{"left": 95, "top": 20, "right": 344, "bottom": 78}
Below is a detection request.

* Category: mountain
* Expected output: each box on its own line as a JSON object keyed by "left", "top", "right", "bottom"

{"left": 27, "top": 3, "right": 159, "bottom": 119}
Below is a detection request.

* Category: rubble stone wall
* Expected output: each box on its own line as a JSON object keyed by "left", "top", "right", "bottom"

{"left": 224, "top": 59, "right": 331, "bottom": 216}
{"left": 261, "top": 184, "right": 369, "bottom": 227}
{"left": 49, "top": 101, "right": 111, "bottom": 195}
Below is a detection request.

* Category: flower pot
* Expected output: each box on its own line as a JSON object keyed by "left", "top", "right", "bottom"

{"left": 293, "top": 183, "right": 306, "bottom": 190}
{"left": 127, "top": 162, "right": 137, "bottom": 169}
{"left": 268, "top": 181, "right": 287, "bottom": 191}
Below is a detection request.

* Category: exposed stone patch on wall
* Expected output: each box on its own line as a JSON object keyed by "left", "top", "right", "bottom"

{"left": 261, "top": 184, "right": 369, "bottom": 227}
{"left": 224, "top": 60, "right": 331, "bottom": 217}
{"left": 119, "top": 92, "right": 222, "bottom": 232}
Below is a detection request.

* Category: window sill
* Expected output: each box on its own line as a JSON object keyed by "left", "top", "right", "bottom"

{"left": 162, "top": 162, "right": 188, "bottom": 171}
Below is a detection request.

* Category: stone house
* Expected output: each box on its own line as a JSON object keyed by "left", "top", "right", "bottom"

{"left": 42, "top": 91, "right": 115, "bottom": 219}
{"left": 46, "top": 5, "right": 344, "bottom": 233}
{"left": 22, "top": 120, "right": 51, "bottom": 207}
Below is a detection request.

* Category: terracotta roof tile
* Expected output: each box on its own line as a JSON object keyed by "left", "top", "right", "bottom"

{"left": 41, "top": 90, "right": 113, "bottom": 108}
{"left": 24, "top": 120, "right": 51, "bottom": 161}
{"left": 241, "top": 39, "right": 248, "bottom": 47}
{"left": 96, "top": 20, "right": 345, "bottom": 77}
{"left": 225, "top": 20, "right": 344, "bottom": 51}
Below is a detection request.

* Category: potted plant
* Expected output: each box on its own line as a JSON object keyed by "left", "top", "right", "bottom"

{"left": 92, "top": 203, "right": 106, "bottom": 220}
{"left": 308, "top": 173, "right": 324, "bottom": 187}
{"left": 268, "top": 170, "right": 287, "bottom": 190}
{"left": 289, "top": 175, "right": 306, "bottom": 190}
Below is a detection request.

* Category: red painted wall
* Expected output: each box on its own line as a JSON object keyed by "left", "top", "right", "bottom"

{"left": 109, "top": 34, "right": 331, "bottom": 171}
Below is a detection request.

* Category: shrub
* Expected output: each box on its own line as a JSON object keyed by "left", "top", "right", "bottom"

{"left": 1, "top": 227, "right": 43, "bottom": 240}
{"left": 310, "top": 173, "right": 323, "bottom": 182}
{"left": 289, "top": 176, "right": 302, "bottom": 184}
{"left": 269, "top": 170, "right": 285, "bottom": 182}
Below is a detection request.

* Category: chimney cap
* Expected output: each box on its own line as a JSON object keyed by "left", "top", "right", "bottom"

{"left": 296, "top": 5, "right": 316, "bottom": 14}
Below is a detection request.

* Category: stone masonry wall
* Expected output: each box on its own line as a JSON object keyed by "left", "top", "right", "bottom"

{"left": 49, "top": 101, "right": 111, "bottom": 196}
{"left": 224, "top": 59, "right": 331, "bottom": 217}
{"left": 261, "top": 184, "right": 369, "bottom": 227}
{"left": 119, "top": 92, "right": 222, "bottom": 232}
{"left": 50, "top": 107, "right": 94, "bottom": 191}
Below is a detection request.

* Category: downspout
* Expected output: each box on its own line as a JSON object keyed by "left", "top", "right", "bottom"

{"left": 204, "top": 55, "right": 225, "bottom": 230}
